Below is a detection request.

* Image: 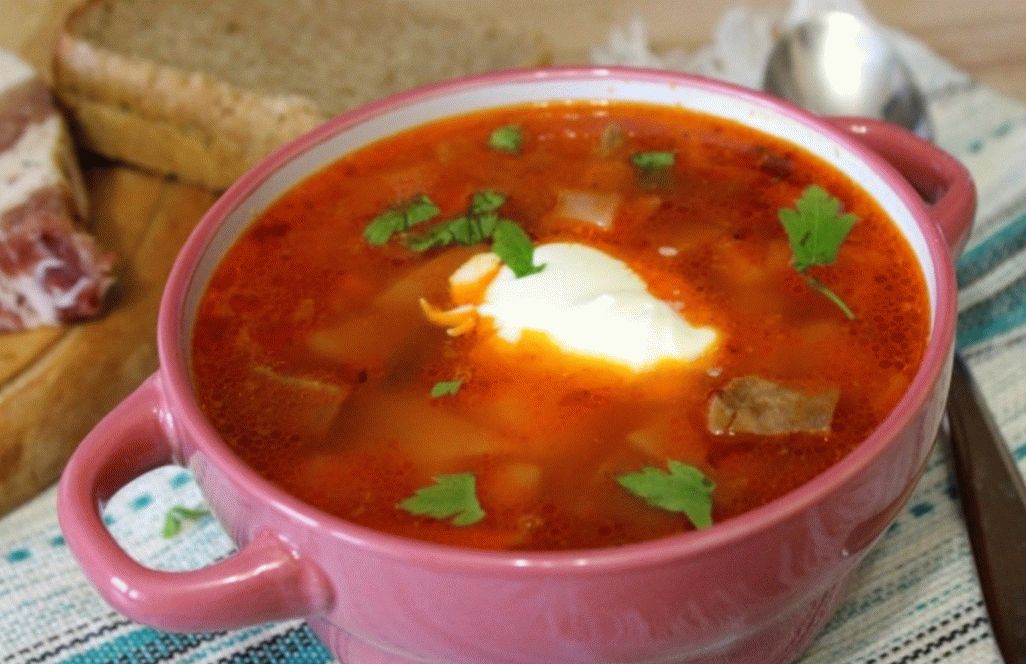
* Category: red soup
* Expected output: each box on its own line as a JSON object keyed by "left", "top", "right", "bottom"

{"left": 192, "top": 102, "right": 929, "bottom": 551}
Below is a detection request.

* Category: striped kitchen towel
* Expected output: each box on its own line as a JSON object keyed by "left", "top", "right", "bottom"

{"left": 2, "top": 17, "right": 1024, "bottom": 664}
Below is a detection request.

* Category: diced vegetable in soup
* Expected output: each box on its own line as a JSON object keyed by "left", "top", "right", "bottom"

{"left": 192, "top": 102, "right": 930, "bottom": 551}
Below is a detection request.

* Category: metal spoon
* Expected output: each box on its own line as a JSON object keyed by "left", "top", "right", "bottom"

{"left": 764, "top": 12, "right": 1026, "bottom": 663}
{"left": 764, "top": 11, "right": 932, "bottom": 139}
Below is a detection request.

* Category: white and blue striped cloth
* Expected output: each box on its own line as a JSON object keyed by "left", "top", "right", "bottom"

{"left": 2, "top": 27, "right": 1024, "bottom": 664}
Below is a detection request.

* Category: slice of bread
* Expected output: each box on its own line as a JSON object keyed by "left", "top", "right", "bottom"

{"left": 54, "top": 0, "right": 548, "bottom": 190}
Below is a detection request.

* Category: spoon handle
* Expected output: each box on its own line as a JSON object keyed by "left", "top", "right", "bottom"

{"left": 947, "top": 354, "right": 1026, "bottom": 664}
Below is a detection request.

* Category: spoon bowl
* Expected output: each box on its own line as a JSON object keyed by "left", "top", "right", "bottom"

{"left": 764, "top": 10, "right": 932, "bottom": 139}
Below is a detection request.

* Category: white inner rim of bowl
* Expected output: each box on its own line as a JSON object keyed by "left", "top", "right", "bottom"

{"left": 182, "top": 77, "right": 937, "bottom": 368}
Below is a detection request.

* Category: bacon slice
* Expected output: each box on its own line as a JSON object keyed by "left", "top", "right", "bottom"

{"left": 0, "top": 49, "right": 113, "bottom": 332}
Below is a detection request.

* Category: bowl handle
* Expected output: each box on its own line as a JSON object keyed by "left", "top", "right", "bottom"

{"left": 825, "top": 117, "right": 977, "bottom": 257}
{"left": 57, "top": 373, "right": 332, "bottom": 632}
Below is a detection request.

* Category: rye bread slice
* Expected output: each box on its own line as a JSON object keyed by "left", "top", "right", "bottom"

{"left": 55, "top": 0, "right": 549, "bottom": 190}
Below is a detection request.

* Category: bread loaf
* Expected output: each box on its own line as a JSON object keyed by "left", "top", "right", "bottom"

{"left": 55, "top": 0, "right": 548, "bottom": 190}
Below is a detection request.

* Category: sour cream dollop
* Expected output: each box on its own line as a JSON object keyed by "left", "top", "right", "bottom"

{"left": 476, "top": 243, "right": 717, "bottom": 371}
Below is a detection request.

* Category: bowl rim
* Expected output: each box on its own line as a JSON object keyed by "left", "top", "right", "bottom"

{"left": 158, "top": 65, "right": 956, "bottom": 573}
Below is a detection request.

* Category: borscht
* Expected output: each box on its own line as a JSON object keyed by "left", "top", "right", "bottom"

{"left": 191, "top": 102, "right": 929, "bottom": 550}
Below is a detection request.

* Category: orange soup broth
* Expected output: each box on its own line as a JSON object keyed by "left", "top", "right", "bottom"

{"left": 192, "top": 102, "right": 930, "bottom": 551}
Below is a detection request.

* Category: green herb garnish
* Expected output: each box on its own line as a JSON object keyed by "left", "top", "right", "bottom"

{"left": 617, "top": 460, "right": 715, "bottom": 529}
{"left": 363, "top": 194, "right": 440, "bottom": 246}
{"left": 631, "top": 150, "right": 675, "bottom": 172}
{"left": 406, "top": 214, "right": 499, "bottom": 251}
{"left": 778, "top": 185, "right": 858, "bottom": 319}
{"left": 430, "top": 379, "right": 463, "bottom": 398}
{"left": 161, "top": 505, "right": 211, "bottom": 538}
{"left": 488, "top": 125, "right": 523, "bottom": 153}
{"left": 492, "top": 219, "right": 545, "bottom": 277}
{"left": 779, "top": 185, "right": 857, "bottom": 270}
{"left": 404, "top": 191, "right": 544, "bottom": 278}
{"left": 398, "top": 473, "right": 485, "bottom": 526}
{"left": 406, "top": 191, "right": 504, "bottom": 252}
{"left": 470, "top": 190, "right": 506, "bottom": 214}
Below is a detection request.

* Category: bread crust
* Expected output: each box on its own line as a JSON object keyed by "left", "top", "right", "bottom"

{"left": 58, "top": 88, "right": 321, "bottom": 190}
{"left": 54, "top": 7, "right": 325, "bottom": 189}
{"left": 53, "top": 0, "right": 548, "bottom": 190}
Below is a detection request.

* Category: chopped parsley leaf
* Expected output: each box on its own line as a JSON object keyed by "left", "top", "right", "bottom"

{"left": 430, "top": 379, "right": 463, "bottom": 398}
{"left": 363, "top": 194, "right": 440, "bottom": 246}
{"left": 386, "top": 190, "right": 541, "bottom": 279}
{"left": 631, "top": 150, "right": 675, "bottom": 172}
{"left": 779, "top": 185, "right": 858, "bottom": 271}
{"left": 398, "top": 473, "right": 485, "bottom": 526}
{"left": 405, "top": 191, "right": 507, "bottom": 251}
{"left": 405, "top": 213, "right": 499, "bottom": 252}
{"left": 161, "top": 505, "right": 210, "bottom": 538}
{"left": 488, "top": 125, "right": 523, "bottom": 153}
{"left": 492, "top": 219, "right": 545, "bottom": 278}
{"left": 617, "top": 460, "right": 714, "bottom": 529}
{"left": 778, "top": 185, "right": 858, "bottom": 319}
{"left": 471, "top": 190, "right": 506, "bottom": 215}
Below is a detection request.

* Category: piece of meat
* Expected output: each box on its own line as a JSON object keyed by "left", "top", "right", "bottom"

{"left": 707, "top": 375, "right": 840, "bottom": 436}
{"left": 0, "top": 49, "right": 113, "bottom": 332}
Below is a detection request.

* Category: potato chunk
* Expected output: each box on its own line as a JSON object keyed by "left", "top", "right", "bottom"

{"left": 250, "top": 366, "right": 352, "bottom": 439}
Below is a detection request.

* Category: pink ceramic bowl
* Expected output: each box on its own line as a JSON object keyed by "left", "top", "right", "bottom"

{"left": 58, "top": 67, "right": 975, "bottom": 664}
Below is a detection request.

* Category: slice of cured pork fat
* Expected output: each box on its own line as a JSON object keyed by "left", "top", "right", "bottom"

{"left": 0, "top": 49, "right": 113, "bottom": 332}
